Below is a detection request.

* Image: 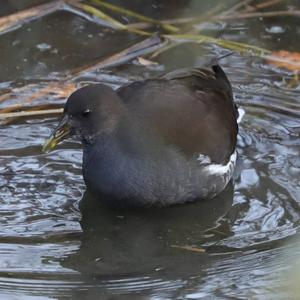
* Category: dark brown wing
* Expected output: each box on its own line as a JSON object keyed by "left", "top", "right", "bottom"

{"left": 117, "top": 65, "right": 238, "bottom": 164}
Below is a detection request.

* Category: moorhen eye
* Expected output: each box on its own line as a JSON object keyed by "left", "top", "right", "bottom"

{"left": 82, "top": 108, "right": 91, "bottom": 117}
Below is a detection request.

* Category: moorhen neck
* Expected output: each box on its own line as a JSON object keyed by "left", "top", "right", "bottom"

{"left": 43, "top": 65, "right": 239, "bottom": 208}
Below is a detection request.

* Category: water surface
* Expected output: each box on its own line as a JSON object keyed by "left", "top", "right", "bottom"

{"left": 0, "top": 1, "right": 300, "bottom": 299}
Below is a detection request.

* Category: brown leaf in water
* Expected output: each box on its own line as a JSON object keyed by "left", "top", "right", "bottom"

{"left": 267, "top": 51, "right": 300, "bottom": 72}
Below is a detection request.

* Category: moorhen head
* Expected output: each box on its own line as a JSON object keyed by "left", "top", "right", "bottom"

{"left": 43, "top": 65, "right": 239, "bottom": 208}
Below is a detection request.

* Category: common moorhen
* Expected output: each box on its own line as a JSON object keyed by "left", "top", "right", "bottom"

{"left": 43, "top": 65, "right": 239, "bottom": 208}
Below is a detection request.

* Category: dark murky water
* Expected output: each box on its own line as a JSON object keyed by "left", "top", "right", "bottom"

{"left": 0, "top": 1, "right": 300, "bottom": 299}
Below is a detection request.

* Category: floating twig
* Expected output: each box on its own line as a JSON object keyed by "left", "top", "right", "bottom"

{"left": 214, "top": 10, "right": 300, "bottom": 20}
{"left": 70, "top": 2, "right": 151, "bottom": 35}
{"left": 242, "top": 0, "right": 288, "bottom": 12}
{"left": 223, "top": 0, "right": 255, "bottom": 15}
{"left": 165, "top": 33, "right": 271, "bottom": 57}
{"left": 127, "top": 3, "right": 226, "bottom": 33}
{"left": 70, "top": 2, "right": 126, "bottom": 29}
{"left": 138, "top": 8, "right": 299, "bottom": 27}
{"left": 171, "top": 245, "right": 206, "bottom": 253}
{"left": 0, "top": 108, "right": 63, "bottom": 119}
{"left": 0, "top": 0, "right": 64, "bottom": 33}
{"left": 150, "top": 41, "right": 179, "bottom": 59}
{"left": 89, "top": 0, "right": 179, "bottom": 33}
{"left": 71, "top": 34, "right": 167, "bottom": 77}
{"left": 0, "top": 83, "right": 76, "bottom": 112}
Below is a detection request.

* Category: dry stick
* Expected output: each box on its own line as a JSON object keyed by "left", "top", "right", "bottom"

{"left": 0, "top": 109, "right": 63, "bottom": 119}
{"left": 255, "top": 0, "right": 287, "bottom": 9}
{"left": 0, "top": 82, "right": 76, "bottom": 114}
{"left": 0, "top": 0, "right": 135, "bottom": 35}
{"left": 68, "top": 2, "right": 152, "bottom": 36}
{"left": 69, "top": 1, "right": 126, "bottom": 29}
{"left": 165, "top": 33, "right": 271, "bottom": 57}
{"left": 222, "top": 0, "right": 255, "bottom": 15}
{"left": 0, "top": 0, "right": 64, "bottom": 33}
{"left": 128, "top": 3, "right": 226, "bottom": 33}
{"left": 64, "top": 2, "right": 128, "bottom": 28}
{"left": 171, "top": 245, "right": 206, "bottom": 253}
{"left": 0, "top": 82, "right": 75, "bottom": 126}
{"left": 152, "top": 9, "right": 295, "bottom": 26}
{"left": 0, "top": 84, "right": 58, "bottom": 114}
{"left": 214, "top": 10, "right": 300, "bottom": 20}
{"left": 70, "top": 34, "right": 166, "bottom": 77}
{"left": 88, "top": 0, "right": 179, "bottom": 33}
{"left": 150, "top": 1, "right": 263, "bottom": 59}
{"left": 150, "top": 42, "right": 179, "bottom": 59}
{"left": 147, "top": 3, "right": 227, "bottom": 59}
{"left": 141, "top": 7, "right": 300, "bottom": 27}
{"left": 127, "top": 18, "right": 193, "bottom": 30}
{"left": 242, "top": 0, "right": 288, "bottom": 12}
{"left": 0, "top": 104, "right": 64, "bottom": 126}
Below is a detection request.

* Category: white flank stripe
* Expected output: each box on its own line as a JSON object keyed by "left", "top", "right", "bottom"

{"left": 237, "top": 107, "right": 245, "bottom": 124}
{"left": 204, "top": 151, "right": 237, "bottom": 176}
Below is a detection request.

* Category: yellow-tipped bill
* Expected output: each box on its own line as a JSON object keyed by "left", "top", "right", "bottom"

{"left": 42, "top": 115, "right": 70, "bottom": 153}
